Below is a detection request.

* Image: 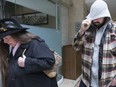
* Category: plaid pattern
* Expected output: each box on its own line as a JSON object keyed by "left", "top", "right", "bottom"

{"left": 73, "top": 23, "right": 116, "bottom": 87}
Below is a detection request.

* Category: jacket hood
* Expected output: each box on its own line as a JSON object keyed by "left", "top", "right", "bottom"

{"left": 86, "top": 0, "right": 111, "bottom": 21}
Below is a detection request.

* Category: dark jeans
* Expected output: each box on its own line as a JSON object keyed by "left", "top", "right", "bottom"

{"left": 79, "top": 80, "right": 116, "bottom": 87}
{"left": 79, "top": 80, "right": 87, "bottom": 87}
{"left": 79, "top": 80, "right": 93, "bottom": 87}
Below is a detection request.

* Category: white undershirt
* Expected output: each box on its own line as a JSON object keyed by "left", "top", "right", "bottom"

{"left": 10, "top": 43, "right": 20, "bottom": 56}
{"left": 91, "top": 25, "right": 106, "bottom": 87}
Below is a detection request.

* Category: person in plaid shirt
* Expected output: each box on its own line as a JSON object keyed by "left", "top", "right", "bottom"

{"left": 73, "top": 0, "right": 116, "bottom": 87}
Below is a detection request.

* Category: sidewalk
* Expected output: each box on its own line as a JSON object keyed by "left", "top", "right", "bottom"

{"left": 58, "top": 75, "right": 81, "bottom": 87}
{"left": 59, "top": 78, "right": 75, "bottom": 87}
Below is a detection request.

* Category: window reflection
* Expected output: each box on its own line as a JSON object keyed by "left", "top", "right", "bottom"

{"left": 5, "top": 1, "right": 56, "bottom": 29}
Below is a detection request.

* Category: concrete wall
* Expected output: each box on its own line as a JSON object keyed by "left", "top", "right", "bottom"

{"left": 61, "top": 0, "right": 86, "bottom": 45}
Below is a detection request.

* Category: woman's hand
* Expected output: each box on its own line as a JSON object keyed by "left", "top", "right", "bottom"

{"left": 18, "top": 54, "right": 26, "bottom": 67}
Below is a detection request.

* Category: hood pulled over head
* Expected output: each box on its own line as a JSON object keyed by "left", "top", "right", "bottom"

{"left": 86, "top": 0, "right": 111, "bottom": 21}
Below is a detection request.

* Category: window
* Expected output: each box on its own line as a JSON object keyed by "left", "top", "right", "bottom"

{"left": 5, "top": 0, "right": 59, "bottom": 29}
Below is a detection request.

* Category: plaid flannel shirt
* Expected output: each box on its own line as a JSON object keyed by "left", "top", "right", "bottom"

{"left": 73, "top": 23, "right": 116, "bottom": 87}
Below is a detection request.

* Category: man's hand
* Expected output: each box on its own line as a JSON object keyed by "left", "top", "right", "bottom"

{"left": 18, "top": 54, "right": 26, "bottom": 67}
{"left": 79, "top": 19, "right": 91, "bottom": 35}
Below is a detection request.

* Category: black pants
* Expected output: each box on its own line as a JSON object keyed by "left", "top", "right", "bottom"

{"left": 79, "top": 80, "right": 93, "bottom": 87}
{"left": 79, "top": 80, "right": 116, "bottom": 87}
{"left": 79, "top": 80, "right": 87, "bottom": 87}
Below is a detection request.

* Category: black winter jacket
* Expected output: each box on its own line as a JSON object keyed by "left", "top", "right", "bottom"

{"left": 6, "top": 37, "right": 58, "bottom": 87}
